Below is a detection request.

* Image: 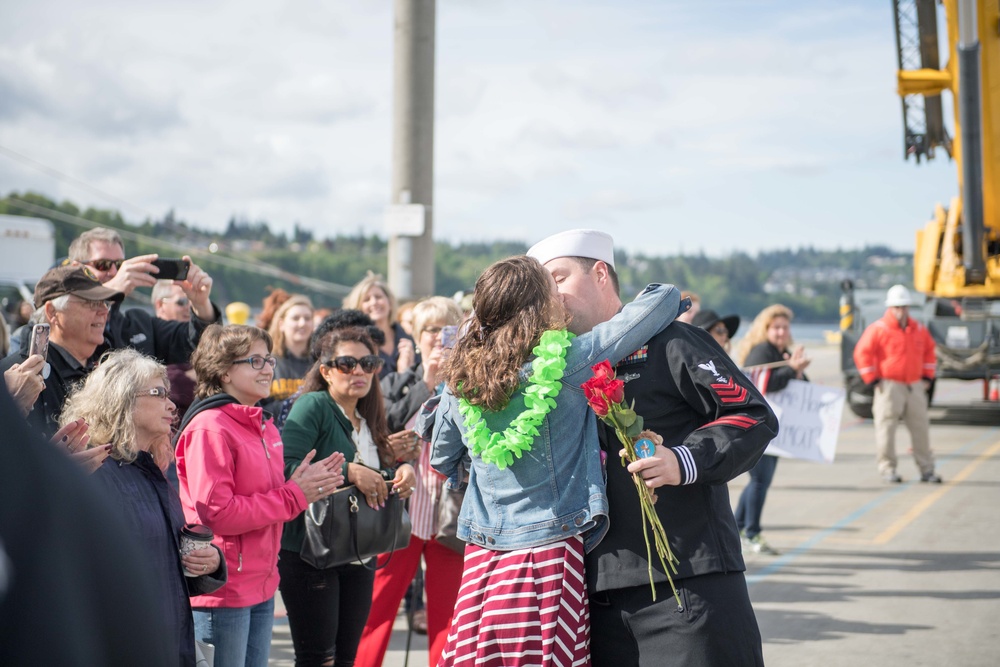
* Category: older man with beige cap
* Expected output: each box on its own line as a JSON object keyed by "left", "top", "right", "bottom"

{"left": 528, "top": 229, "right": 777, "bottom": 667}
{"left": 0, "top": 265, "right": 124, "bottom": 437}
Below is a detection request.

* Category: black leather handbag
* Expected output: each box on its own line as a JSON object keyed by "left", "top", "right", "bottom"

{"left": 435, "top": 486, "right": 466, "bottom": 554}
{"left": 300, "top": 485, "right": 412, "bottom": 570}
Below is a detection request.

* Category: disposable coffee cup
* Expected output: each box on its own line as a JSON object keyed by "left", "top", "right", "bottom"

{"left": 179, "top": 523, "right": 215, "bottom": 577}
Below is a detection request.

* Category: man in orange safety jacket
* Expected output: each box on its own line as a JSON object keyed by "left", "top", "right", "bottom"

{"left": 853, "top": 284, "right": 941, "bottom": 484}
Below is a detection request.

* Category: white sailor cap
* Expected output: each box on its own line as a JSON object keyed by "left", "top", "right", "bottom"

{"left": 526, "top": 229, "right": 615, "bottom": 269}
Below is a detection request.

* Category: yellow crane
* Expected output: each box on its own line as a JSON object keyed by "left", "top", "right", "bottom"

{"left": 900, "top": 0, "right": 998, "bottom": 295}
{"left": 841, "top": 0, "right": 999, "bottom": 417}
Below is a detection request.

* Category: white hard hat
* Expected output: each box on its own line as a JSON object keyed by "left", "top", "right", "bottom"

{"left": 885, "top": 284, "right": 913, "bottom": 307}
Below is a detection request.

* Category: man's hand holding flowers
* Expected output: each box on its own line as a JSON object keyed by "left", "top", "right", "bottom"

{"left": 582, "top": 360, "right": 682, "bottom": 606}
{"left": 623, "top": 430, "right": 683, "bottom": 490}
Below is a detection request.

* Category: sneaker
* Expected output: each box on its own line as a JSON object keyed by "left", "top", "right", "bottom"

{"left": 920, "top": 472, "right": 943, "bottom": 483}
{"left": 882, "top": 471, "right": 903, "bottom": 483}
{"left": 748, "top": 534, "right": 779, "bottom": 555}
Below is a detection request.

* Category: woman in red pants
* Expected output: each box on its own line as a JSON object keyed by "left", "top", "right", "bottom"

{"left": 354, "top": 297, "right": 466, "bottom": 667}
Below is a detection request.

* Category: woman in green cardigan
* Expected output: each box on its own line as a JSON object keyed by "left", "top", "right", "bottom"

{"left": 278, "top": 326, "right": 416, "bottom": 667}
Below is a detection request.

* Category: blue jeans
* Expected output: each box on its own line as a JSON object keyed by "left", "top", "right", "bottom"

{"left": 193, "top": 598, "right": 275, "bottom": 667}
{"left": 735, "top": 454, "right": 779, "bottom": 540}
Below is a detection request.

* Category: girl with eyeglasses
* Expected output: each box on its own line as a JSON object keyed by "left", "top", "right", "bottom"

{"left": 278, "top": 327, "right": 416, "bottom": 667}
{"left": 174, "top": 324, "right": 345, "bottom": 667}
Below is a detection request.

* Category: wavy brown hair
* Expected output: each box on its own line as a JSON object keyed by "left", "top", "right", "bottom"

{"left": 444, "top": 255, "right": 568, "bottom": 411}
{"left": 256, "top": 287, "right": 291, "bottom": 330}
{"left": 300, "top": 327, "right": 393, "bottom": 467}
{"left": 191, "top": 324, "right": 273, "bottom": 400}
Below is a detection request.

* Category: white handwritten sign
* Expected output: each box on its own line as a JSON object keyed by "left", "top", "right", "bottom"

{"left": 762, "top": 379, "right": 844, "bottom": 463}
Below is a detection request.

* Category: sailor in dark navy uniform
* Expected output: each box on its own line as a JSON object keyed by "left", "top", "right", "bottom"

{"left": 530, "top": 229, "right": 778, "bottom": 667}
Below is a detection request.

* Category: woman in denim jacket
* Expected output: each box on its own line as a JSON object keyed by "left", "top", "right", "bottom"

{"left": 429, "top": 254, "right": 683, "bottom": 667}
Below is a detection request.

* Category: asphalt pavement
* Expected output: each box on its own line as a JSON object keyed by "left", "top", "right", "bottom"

{"left": 270, "top": 342, "right": 1000, "bottom": 666}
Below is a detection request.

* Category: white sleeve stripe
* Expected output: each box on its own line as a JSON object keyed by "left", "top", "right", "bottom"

{"left": 672, "top": 446, "right": 697, "bottom": 485}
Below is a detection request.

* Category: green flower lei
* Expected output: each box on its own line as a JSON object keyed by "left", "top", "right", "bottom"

{"left": 458, "top": 329, "right": 574, "bottom": 469}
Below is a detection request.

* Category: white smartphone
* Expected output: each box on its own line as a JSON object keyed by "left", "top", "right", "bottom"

{"left": 28, "top": 323, "right": 50, "bottom": 360}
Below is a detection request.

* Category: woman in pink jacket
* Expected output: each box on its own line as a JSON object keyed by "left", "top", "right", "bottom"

{"left": 176, "top": 324, "right": 345, "bottom": 667}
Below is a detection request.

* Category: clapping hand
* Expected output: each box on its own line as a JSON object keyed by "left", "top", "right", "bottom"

{"left": 396, "top": 338, "right": 416, "bottom": 372}
{"left": 291, "top": 450, "right": 346, "bottom": 503}
{"left": 787, "top": 345, "right": 811, "bottom": 377}
{"left": 52, "top": 418, "right": 112, "bottom": 474}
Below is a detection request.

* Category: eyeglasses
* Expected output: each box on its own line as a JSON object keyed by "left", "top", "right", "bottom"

{"left": 710, "top": 324, "right": 729, "bottom": 336}
{"left": 324, "top": 355, "right": 383, "bottom": 374}
{"left": 136, "top": 387, "right": 170, "bottom": 399}
{"left": 233, "top": 355, "right": 277, "bottom": 370}
{"left": 86, "top": 258, "right": 125, "bottom": 272}
{"left": 165, "top": 297, "right": 190, "bottom": 307}
{"left": 68, "top": 297, "right": 113, "bottom": 311}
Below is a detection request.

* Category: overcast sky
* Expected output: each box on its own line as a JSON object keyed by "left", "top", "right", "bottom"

{"left": 0, "top": 0, "right": 959, "bottom": 257}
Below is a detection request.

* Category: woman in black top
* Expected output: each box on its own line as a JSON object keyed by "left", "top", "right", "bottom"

{"left": 733, "top": 304, "right": 811, "bottom": 555}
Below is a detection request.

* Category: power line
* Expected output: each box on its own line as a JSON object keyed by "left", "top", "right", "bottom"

{"left": 0, "top": 143, "right": 353, "bottom": 296}
{"left": 5, "top": 197, "right": 352, "bottom": 297}
{"left": 0, "top": 144, "right": 155, "bottom": 219}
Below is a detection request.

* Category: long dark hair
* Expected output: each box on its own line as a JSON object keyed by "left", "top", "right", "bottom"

{"left": 444, "top": 255, "right": 568, "bottom": 411}
{"left": 300, "top": 327, "right": 392, "bottom": 467}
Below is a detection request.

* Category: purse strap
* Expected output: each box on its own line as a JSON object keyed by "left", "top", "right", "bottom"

{"left": 348, "top": 491, "right": 402, "bottom": 572}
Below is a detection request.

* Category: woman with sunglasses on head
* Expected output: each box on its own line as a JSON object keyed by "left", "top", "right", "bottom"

{"left": 175, "top": 324, "right": 345, "bottom": 667}
{"left": 279, "top": 327, "right": 416, "bottom": 667}
{"left": 61, "top": 347, "right": 227, "bottom": 667}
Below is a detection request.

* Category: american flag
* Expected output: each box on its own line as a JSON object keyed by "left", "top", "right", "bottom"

{"left": 744, "top": 366, "right": 771, "bottom": 394}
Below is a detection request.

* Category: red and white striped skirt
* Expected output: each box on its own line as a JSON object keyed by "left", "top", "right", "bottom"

{"left": 437, "top": 535, "right": 591, "bottom": 667}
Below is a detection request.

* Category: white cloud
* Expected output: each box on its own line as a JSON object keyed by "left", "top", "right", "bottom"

{"left": 0, "top": 0, "right": 962, "bottom": 261}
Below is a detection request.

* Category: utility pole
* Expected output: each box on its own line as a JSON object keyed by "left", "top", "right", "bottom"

{"left": 387, "top": 0, "right": 435, "bottom": 300}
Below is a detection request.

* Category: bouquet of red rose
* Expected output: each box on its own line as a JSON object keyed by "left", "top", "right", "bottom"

{"left": 582, "top": 359, "right": 681, "bottom": 605}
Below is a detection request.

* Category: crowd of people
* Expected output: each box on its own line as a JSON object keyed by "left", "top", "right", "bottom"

{"left": 0, "top": 224, "right": 942, "bottom": 666}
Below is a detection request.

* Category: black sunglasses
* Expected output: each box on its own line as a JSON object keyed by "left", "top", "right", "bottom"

{"left": 86, "top": 258, "right": 125, "bottom": 272}
{"left": 324, "top": 355, "right": 383, "bottom": 374}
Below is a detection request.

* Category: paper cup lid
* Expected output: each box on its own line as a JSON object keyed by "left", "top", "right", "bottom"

{"left": 181, "top": 523, "right": 214, "bottom": 540}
